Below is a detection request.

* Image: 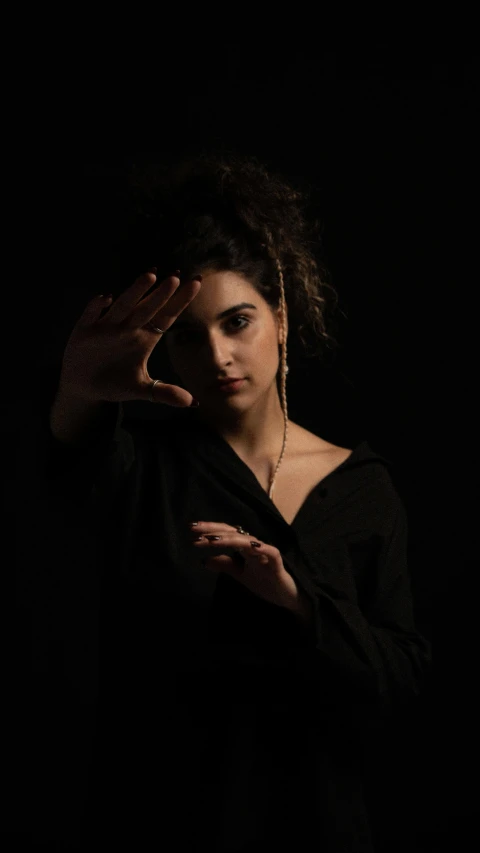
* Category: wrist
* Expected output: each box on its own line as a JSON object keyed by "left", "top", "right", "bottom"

{"left": 288, "top": 590, "right": 314, "bottom": 625}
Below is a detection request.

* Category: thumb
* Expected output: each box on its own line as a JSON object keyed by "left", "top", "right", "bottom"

{"left": 148, "top": 379, "right": 199, "bottom": 408}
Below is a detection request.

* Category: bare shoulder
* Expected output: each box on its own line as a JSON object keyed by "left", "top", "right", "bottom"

{"left": 290, "top": 421, "right": 353, "bottom": 462}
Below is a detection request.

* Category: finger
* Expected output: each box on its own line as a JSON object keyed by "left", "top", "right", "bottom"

{"left": 77, "top": 293, "right": 113, "bottom": 327}
{"left": 222, "top": 539, "right": 275, "bottom": 566}
{"left": 190, "top": 522, "right": 244, "bottom": 534}
{"left": 102, "top": 271, "right": 158, "bottom": 323}
{"left": 251, "top": 552, "right": 269, "bottom": 564}
{"left": 149, "top": 380, "right": 198, "bottom": 408}
{"left": 201, "top": 554, "right": 235, "bottom": 572}
{"left": 197, "top": 535, "right": 265, "bottom": 552}
{"left": 139, "top": 275, "right": 202, "bottom": 333}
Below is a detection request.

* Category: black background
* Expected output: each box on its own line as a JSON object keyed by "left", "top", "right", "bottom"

{"left": 7, "top": 41, "right": 478, "bottom": 852}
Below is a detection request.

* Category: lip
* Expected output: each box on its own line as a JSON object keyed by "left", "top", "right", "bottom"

{"left": 213, "top": 378, "right": 245, "bottom": 392}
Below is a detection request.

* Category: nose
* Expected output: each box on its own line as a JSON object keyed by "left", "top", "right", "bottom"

{"left": 196, "top": 337, "right": 235, "bottom": 374}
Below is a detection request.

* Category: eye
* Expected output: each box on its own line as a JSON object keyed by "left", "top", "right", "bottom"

{"left": 228, "top": 315, "right": 250, "bottom": 331}
{"left": 174, "top": 315, "right": 251, "bottom": 344}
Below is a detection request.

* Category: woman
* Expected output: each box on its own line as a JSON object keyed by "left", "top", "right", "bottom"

{"left": 44, "top": 150, "right": 431, "bottom": 851}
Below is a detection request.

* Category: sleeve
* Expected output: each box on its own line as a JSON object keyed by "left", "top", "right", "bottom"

{"left": 44, "top": 399, "right": 134, "bottom": 514}
{"left": 283, "top": 489, "right": 432, "bottom": 716}
{"left": 26, "top": 365, "right": 136, "bottom": 524}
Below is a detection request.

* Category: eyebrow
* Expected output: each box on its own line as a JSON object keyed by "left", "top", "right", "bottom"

{"left": 172, "top": 302, "right": 257, "bottom": 329}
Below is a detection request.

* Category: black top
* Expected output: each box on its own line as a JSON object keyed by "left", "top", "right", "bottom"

{"left": 34, "top": 401, "right": 431, "bottom": 851}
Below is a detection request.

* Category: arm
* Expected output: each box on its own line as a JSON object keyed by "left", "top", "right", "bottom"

{"left": 49, "top": 387, "right": 113, "bottom": 446}
{"left": 288, "top": 591, "right": 314, "bottom": 625}
{"left": 283, "top": 493, "right": 432, "bottom": 714}
{"left": 36, "top": 371, "right": 135, "bottom": 519}
{"left": 211, "top": 479, "right": 431, "bottom": 721}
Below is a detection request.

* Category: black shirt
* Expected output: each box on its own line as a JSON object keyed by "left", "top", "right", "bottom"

{"left": 31, "top": 400, "right": 431, "bottom": 852}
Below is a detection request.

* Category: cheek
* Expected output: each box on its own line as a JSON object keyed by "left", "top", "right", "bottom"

{"left": 250, "top": 325, "right": 274, "bottom": 350}
{"left": 254, "top": 330, "right": 279, "bottom": 362}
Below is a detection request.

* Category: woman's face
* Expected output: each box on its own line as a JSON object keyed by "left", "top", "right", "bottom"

{"left": 164, "top": 269, "right": 287, "bottom": 412}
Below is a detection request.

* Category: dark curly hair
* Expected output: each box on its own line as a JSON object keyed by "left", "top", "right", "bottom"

{"left": 98, "top": 146, "right": 345, "bottom": 495}
{"left": 122, "top": 146, "right": 341, "bottom": 368}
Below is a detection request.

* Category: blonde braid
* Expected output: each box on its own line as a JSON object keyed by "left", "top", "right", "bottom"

{"left": 262, "top": 235, "right": 289, "bottom": 500}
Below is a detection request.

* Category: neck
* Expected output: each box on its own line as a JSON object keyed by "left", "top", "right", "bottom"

{"left": 197, "top": 386, "right": 288, "bottom": 462}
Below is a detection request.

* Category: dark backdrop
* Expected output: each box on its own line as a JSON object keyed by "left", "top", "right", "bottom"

{"left": 7, "top": 46, "right": 477, "bottom": 852}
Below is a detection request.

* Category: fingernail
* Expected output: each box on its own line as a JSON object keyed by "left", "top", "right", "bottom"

{"left": 250, "top": 542, "right": 262, "bottom": 548}
{"left": 189, "top": 398, "right": 200, "bottom": 407}
{"left": 173, "top": 269, "right": 181, "bottom": 277}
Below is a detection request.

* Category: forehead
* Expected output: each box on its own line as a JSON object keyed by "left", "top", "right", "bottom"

{"left": 189, "top": 269, "right": 255, "bottom": 297}
{"left": 179, "top": 271, "right": 262, "bottom": 320}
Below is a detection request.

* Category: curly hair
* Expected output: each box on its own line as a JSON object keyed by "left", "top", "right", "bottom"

{"left": 122, "top": 146, "right": 341, "bottom": 366}
{"left": 106, "top": 146, "right": 344, "bottom": 497}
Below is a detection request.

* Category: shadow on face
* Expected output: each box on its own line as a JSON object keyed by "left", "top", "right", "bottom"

{"left": 164, "top": 270, "right": 287, "bottom": 407}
